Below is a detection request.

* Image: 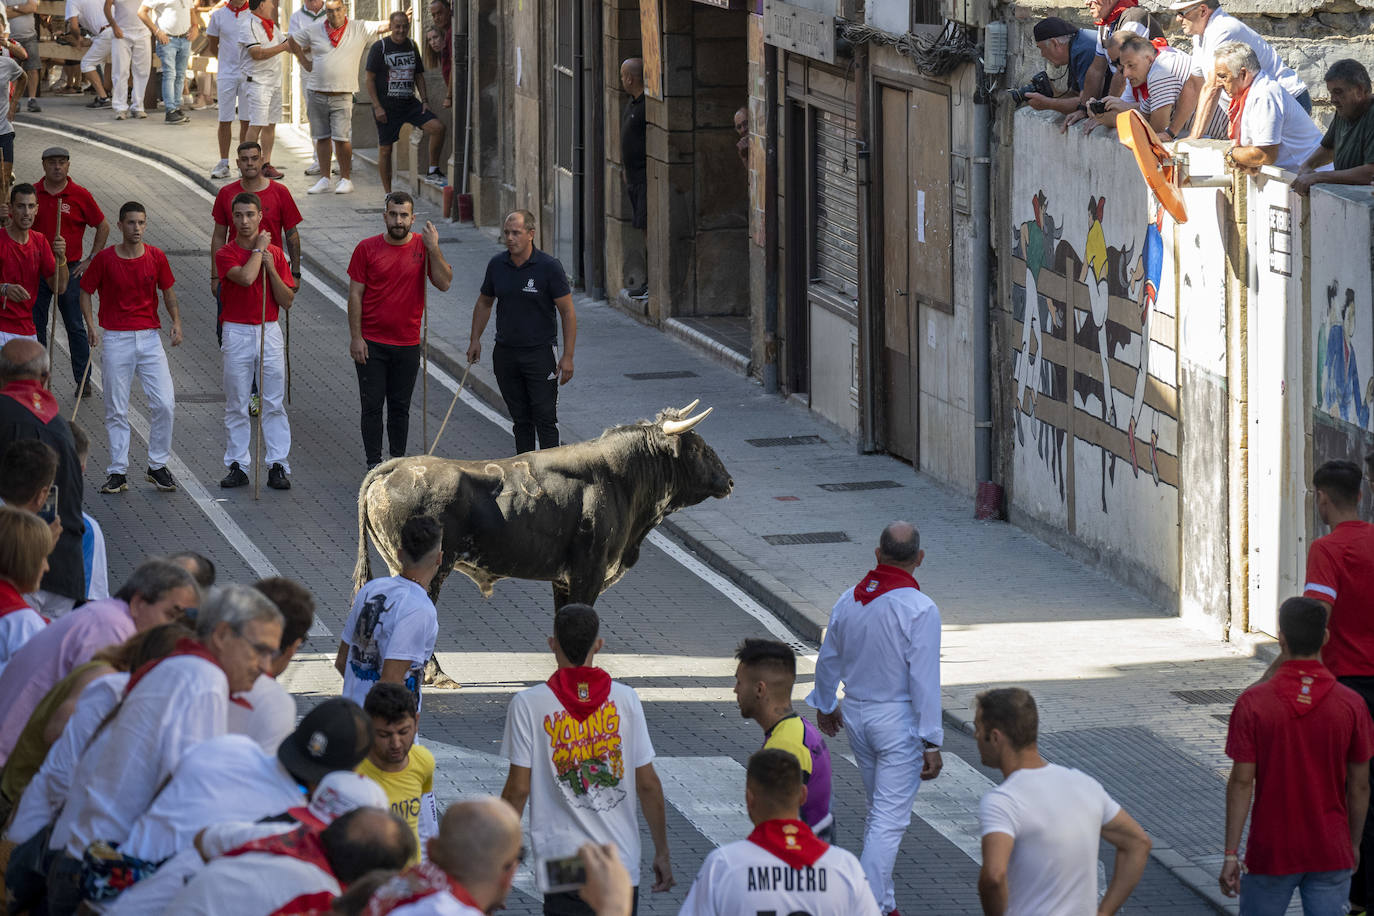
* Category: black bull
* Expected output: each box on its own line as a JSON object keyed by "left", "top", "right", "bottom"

{"left": 353, "top": 409, "right": 733, "bottom": 624}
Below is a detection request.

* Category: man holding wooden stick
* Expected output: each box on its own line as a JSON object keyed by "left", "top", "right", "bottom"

{"left": 346, "top": 190, "right": 451, "bottom": 469}
{"left": 79, "top": 201, "right": 182, "bottom": 495}
{"left": 215, "top": 191, "right": 294, "bottom": 491}
{"left": 0, "top": 183, "right": 67, "bottom": 349}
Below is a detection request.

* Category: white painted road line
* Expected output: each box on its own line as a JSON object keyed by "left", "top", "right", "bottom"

{"left": 653, "top": 756, "right": 754, "bottom": 848}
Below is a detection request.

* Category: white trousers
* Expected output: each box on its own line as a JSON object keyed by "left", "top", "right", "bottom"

{"left": 0, "top": 330, "right": 37, "bottom": 347}
{"left": 101, "top": 847, "right": 201, "bottom": 915}
{"left": 102, "top": 328, "right": 174, "bottom": 475}
{"left": 111, "top": 32, "right": 151, "bottom": 113}
{"left": 222, "top": 321, "right": 289, "bottom": 471}
{"left": 81, "top": 28, "right": 112, "bottom": 73}
{"left": 846, "top": 698, "right": 923, "bottom": 913}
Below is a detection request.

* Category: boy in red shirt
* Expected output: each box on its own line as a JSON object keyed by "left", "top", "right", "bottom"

{"left": 345, "top": 190, "right": 451, "bottom": 468}
{"left": 79, "top": 201, "right": 181, "bottom": 495}
{"left": 214, "top": 191, "right": 296, "bottom": 491}
{"left": 1223, "top": 596, "right": 1374, "bottom": 910}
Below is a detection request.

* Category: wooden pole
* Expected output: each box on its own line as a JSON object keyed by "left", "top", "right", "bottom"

{"left": 422, "top": 248, "right": 428, "bottom": 452}
{"left": 427, "top": 361, "right": 472, "bottom": 456}
{"left": 284, "top": 308, "right": 291, "bottom": 405}
{"left": 47, "top": 206, "right": 62, "bottom": 373}
{"left": 71, "top": 358, "right": 92, "bottom": 422}
{"left": 253, "top": 260, "right": 267, "bottom": 499}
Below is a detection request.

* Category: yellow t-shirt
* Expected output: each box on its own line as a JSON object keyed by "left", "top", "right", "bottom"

{"left": 358, "top": 744, "right": 436, "bottom": 863}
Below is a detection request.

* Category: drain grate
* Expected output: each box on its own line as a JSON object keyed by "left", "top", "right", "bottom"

{"left": 1172, "top": 689, "right": 1243, "bottom": 706}
{"left": 178, "top": 393, "right": 226, "bottom": 403}
{"left": 747, "top": 435, "right": 825, "bottom": 448}
{"left": 624, "top": 370, "right": 699, "bottom": 380}
{"left": 763, "top": 531, "right": 850, "bottom": 546}
{"left": 818, "top": 480, "right": 904, "bottom": 492}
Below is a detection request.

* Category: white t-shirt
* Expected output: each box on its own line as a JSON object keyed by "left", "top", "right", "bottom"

{"left": 287, "top": 5, "right": 325, "bottom": 90}
{"left": 1239, "top": 73, "right": 1324, "bottom": 172}
{"left": 292, "top": 17, "right": 385, "bottom": 93}
{"left": 53, "top": 654, "right": 228, "bottom": 856}
{"left": 65, "top": 0, "right": 108, "bottom": 35}
{"left": 4, "top": 672, "right": 125, "bottom": 845}
{"left": 227, "top": 673, "right": 297, "bottom": 753}
{"left": 0, "top": 608, "right": 47, "bottom": 678}
{"left": 142, "top": 0, "right": 192, "bottom": 35}
{"left": 166, "top": 850, "right": 340, "bottom": 915}
{"left": 1190, "top": 9, "right": 1306, "bottom": 102}
{"left": 107, "top": 0, "right": 149, "bottom": 36}
{"left": 501, "top": 680, "right": 655, "bottom": 886}
{"left": 679, "top": 837, "right": 880, "bottom": 916}
{"left": 341, "top": 576, "right": 438, "bottom": 711}
{"left": 978, "top": 763, "right": 1122, "bottom": 916}
{"left": 120, "top": 733, "right": 305, "bottom": 862}
{"left": 239, "top": 13, "right": 285, "bottom": 86}
{"left": 389, "top": 892, "right": 485, "bottom": 916}
{"left": 206, "top": 2, "right": 250, "bottom": 77}
{"left": 0, "top": 56, "right": 21, "bottom": 136}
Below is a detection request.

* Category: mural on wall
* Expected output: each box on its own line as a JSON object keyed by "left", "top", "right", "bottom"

{"left": 1317, "top": 282, "right": 1371, "bottom": 429}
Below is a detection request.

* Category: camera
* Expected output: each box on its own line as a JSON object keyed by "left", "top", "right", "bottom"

{"left": 1007, "top": 71, "right": 1053, "bottom": 106}
{"left": 1087, "top": 99, "right": 1108, "bottom": 115}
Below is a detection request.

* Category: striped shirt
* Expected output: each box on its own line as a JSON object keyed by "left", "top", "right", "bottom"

{"left": 1121, "top": 48, "right": 1228, "bottom": 139}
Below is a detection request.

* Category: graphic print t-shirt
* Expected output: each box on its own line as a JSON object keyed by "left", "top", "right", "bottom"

{"left": 357, "top": 744, "right": 436, "bottom": 865}
{"left": 500, "top": 681, "right": 655, "bottom": 885}
{"left": 340, "top": 576, "right": 439, "bottom": 711}
{"left": 366, "top": 36, "right": 424, "bottom": 104}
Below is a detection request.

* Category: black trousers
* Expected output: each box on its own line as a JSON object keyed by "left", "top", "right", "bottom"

{"left": 355, "top": 339, "right": 422, "bottom": 465}
{"left": 1342, "top": 675, "right": 1374, "bottom": 905}
{"left": 493, "top": 342, "right": 559, "bottom": 454}
{"left": 544, "top": 886, "right": 639, "bottom": 915}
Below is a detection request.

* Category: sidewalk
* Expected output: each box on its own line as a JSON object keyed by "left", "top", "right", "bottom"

{"left": 26, "top": 98, "right": 1270, "bottom": 911}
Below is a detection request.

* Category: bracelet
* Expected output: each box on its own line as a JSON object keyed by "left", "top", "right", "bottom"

{"left": 1224, "top": 848, "right": 1238, "bottom": 856}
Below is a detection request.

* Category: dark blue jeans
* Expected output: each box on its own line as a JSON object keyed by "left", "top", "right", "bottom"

{"left": 34, "top": 275, "right": 89, "bottom": 388}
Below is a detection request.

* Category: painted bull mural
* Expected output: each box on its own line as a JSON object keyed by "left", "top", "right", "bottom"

{"left": 353, "top": 403, "right": 733, "bottom": 613}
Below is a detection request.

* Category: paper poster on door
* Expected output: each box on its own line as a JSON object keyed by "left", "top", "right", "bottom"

{"left": 915, "top": 189, "right": 926, "bottom": 243}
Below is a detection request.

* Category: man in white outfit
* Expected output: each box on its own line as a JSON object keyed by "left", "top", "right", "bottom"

{"left": 64, "top": 0, "right": 112, "bottom": 106}
{"left": 239, "top": 0, "right": 290, "bottom": 176}
{"left": 205, "top": 0, "right": 250, "bottom": 178}
{"left": 79, "top": 201, "right": 182, "bottom": 495}
{"left": 807, "top": 521, "right": 943, "bottom": 916}
{"left": 102, "top": 0, "right": 150, "bottom": 118}
{"left": 287, "top": 0, "right": 324, "bottom": 175}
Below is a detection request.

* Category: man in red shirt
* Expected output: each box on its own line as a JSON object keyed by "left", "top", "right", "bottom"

{"left": 214, "top": 191, "right": 296, "bottom": 491}
{"left": 0, "top": 184, "right": 68, "bottom": 349}
{"left": 79, "top": 201, "right": 181, "bottom": 495}
{"left": 33, "top": 147, "right": 109, "bottom": 396}
{"left": 346, "top": 190, "right": 452, "bottom": 468}
{"left": 1222, "top": 596, "right": 1374, "bottom": 910}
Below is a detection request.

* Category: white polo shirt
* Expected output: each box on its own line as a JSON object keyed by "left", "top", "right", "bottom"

{"left": 287, "top": 4, "right": 325, "bottom": 90}
{"left": 1239, "top": 72, "right": 1324, "bottom": 172}
{"left": 239, "top": 13, "right": 286, "bottom": 86}
{"left": 1190, "top": 9, "right": 1306, "bottom": 102}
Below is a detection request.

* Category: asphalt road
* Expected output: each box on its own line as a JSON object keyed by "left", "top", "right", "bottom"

{"left": 22, "top": 128, "right": 1221, "bottom": 915}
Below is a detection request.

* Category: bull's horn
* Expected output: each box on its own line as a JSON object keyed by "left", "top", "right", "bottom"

{"left": 678, "top": 399, "right": 700, "bottom": 416}
{"left": 664, "top": 407, "right": 712, "bottom": 436}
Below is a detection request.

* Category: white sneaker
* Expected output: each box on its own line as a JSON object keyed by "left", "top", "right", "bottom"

{"left": 210, "top": 161, "right": 230, "bottom": 179}
{"left": 132, "top": 109, "right": 147, "bottom": 119}
{"left": 114, "top": 110, "right": 128, "bottom": 120}
{"left": 333, "top": 178, "right": 355, "bottom": 194}
{"left": 307, "top": 177, "right": 332, "bottom": 195}
{"left": 304, "top": 161, "right": 321, "bottom": 176}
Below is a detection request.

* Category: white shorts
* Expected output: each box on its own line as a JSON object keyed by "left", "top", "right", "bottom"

{"left": 80, "top": 28, "right": 112, "bottom": 72}
{"left": 245, "top": 78, "right": 281, "bottom": 127}
{"left": 218, "top": 72, "right": 248, "bottom": 122}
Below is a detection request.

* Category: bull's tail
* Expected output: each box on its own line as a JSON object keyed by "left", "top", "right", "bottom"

{"left": 354, "top": 464, "right": 385, "bottom": 596}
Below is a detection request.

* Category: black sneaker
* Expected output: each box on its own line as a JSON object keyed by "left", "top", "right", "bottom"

{"left": 165, "top": 109, "right": 189, "bottom": 124}
{"left": 99, "top": 473, "right": 128, "bottom": 494}
{"left": 267, "top": 463, "right": 291, "bottom": 490}
{"left": 220, "top": 462, "right": 249, "bottom": 488}
{"left": 26, "top": 99, "right": 40, "bottom": 112}
{"left": 85, "top": 97, "right": 110, "bottom": 109}
{"left": 146, "top": 465, "right": 177, "bottom": 491}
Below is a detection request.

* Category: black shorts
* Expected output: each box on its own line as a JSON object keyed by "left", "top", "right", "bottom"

{"left": 0, "top": 132, "right": 15, "bottom": 167}
{"left": 376, "top": 99, "right": 437, "bottom": 147}
{"left": 626, "top": 178, "right": 647, "bottom": 230}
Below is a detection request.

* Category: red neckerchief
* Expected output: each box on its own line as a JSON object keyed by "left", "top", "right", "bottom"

{"left": 363, "top": 862, "right": 482, "bottom": 916}
{"left": 124, "top": 637, "right": 253, "bottom": 708}
{"left": 227, "top": 0, "right": 247, "bottom": 14}
{"left": 1093, "top": 0, "right": 1136, "bottom": 27}
{"left": 0, "top": 580, "right": 42, "bottom": 621}
{"left": 0, "top": 378, "right": 59, "bottom": 423}
{"left": 1135, "top": 79, "right": 1150, "bottom": 102}
{"left": 224, "top": 824, "right": 333, "bottom": 873}
{"left": 326, "top": 17, "right": 346, "bottom": 46}
{"left": 1271, "top": 659, "right": 1337, "bottom": 717}
{"left": 268, "top": 891, "right": 336, "bottom": 916}
{"left": 852, "top": 564, "right": 919, "bottom": 605}
{"left": 1226, "top": 81, "right": 1252, "bottom": 140}
{"left": 747, "top": 819, "right": 828, "bottom": 869}
{"left": 547, "top": 666, "right": 612, "bottom": 722}
{"left": 255, "top": 12, "right": 275, "bottom": 39}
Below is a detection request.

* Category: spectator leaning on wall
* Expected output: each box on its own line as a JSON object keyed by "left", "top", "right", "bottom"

{"left": 1293, "top": 59, "right": 1374, "bottom": 195}
{"left": 1090, "top": 33, "right": 1228, "bottom": 140}
{"left": 1215, "top": 41, "right": 1323, "bottom": 174}
{"left": 1023, "top": 17, "right": 1103, "bottom": 117}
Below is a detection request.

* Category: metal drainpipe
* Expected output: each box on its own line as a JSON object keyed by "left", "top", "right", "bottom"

{"left": 856, "top": 41, "right": 880, "bottom": 453}
{"left": 763, "top": 43, "right": 779, "bottom": 393}
{"left": 972, "top": 72, "right": 992, "bottom": 482}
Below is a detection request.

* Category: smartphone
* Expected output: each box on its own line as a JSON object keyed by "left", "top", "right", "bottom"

{"left": 1087, "top": 99, "right": 1108, "bottom": 115}
{"left": 39, "top": 484, "right": 57, "bottom": 522}
{"left": 539, "top": 854, "right": 587, "bottom": 894}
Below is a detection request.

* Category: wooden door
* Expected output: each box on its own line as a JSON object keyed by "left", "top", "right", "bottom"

{"left": 881, "top": 85, "right": 916, "bottom": 461}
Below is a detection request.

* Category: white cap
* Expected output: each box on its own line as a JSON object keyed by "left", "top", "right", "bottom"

{"left": 290, "top": 771, "right": 389, "bottom": 829}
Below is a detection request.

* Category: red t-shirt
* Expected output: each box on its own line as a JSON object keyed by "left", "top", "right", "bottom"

{"left": 346, "top": 233, "right": 426, "bottom": 347}
{"left": 80, "top": 245, "right": 175, "bottom": 331}
{"left": 34, "top": 180, "right": 105, "bottom": 261}
{"left": 1226, "top": 661, "right": 1374, "bottom": 874}
{"left": 0, "top": 229, "right": 57, "bottom": 335}
{"left": 211, "top": 181, "right": 303, "bottom": 250}
{"left": 215, "top": 242, "right": 294, "bottom": 324}
{"left": 1304, "top": 521, "right": 1374, "bottom": 677}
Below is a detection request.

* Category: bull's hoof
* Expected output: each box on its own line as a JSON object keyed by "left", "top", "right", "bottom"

{"left": 423, "top": 654, "right": 461, "bottom": 690}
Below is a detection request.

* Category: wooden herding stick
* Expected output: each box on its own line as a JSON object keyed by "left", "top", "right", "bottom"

{"left": 253, "top": 260, "right": 267, "bottom": 499}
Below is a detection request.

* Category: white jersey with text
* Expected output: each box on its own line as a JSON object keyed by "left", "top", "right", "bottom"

{"left": 679, "top": 837, "right": 880, "bottom": 916}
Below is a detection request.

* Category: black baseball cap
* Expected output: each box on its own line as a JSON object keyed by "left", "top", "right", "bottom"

{"left": 277, "top": 697, "right": 375, "bottom": 785}
{"left": 1033, "top": 17, "right": 1078, "bottom": 41}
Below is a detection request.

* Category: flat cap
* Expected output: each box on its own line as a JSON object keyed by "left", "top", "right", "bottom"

{"left": 40, "top": 147, "right": 70, "bottom": 160}
{"left": 1033, "top": 17, "right": 1078, "bottom": 41}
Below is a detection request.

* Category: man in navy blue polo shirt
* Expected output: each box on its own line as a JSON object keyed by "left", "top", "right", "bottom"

{"left": 466, "top": 210, "right": 578, "bottom": 454}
